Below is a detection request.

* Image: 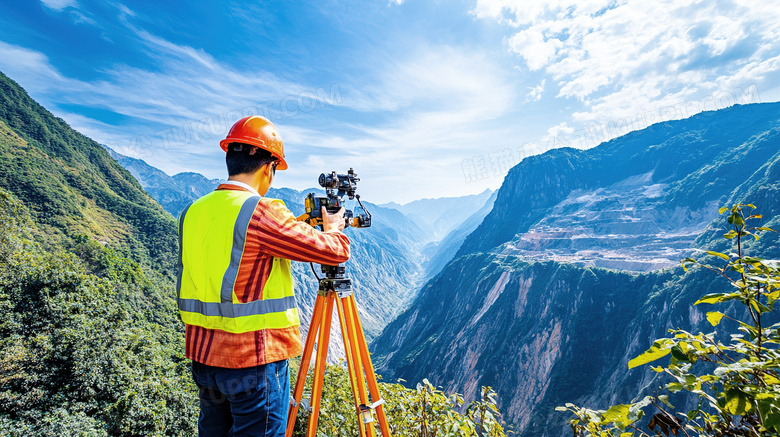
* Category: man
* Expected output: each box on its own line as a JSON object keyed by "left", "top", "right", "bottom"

{"left": 177, "top": 115, "right": 349, "bottom": 436}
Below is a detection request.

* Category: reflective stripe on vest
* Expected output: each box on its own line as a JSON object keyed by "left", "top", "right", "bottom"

{"left": 177, "top": 190, "right": 299, "bottom": 334}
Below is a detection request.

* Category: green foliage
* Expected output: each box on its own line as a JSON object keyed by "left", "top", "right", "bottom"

{"left": 0, "top": 72, "right": 197, "bottom": 433}
{"left": 0, "top": 189, "right": 197, "bottom": 435}
{"left": 381, "top": 380, "right": 507, "bottom": 436}
{"left": 290, "top": 363, "right": 509, "bottom": 437}
{"left": 0, "top": 71, "right": 177, "bottom": 274}
{"left": 559, "top": 203, "right": 780, "bottom": 436}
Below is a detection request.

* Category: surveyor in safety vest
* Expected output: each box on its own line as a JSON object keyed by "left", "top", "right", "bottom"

{"left": 177, "top": 115, "right": 349, "bottom": 437}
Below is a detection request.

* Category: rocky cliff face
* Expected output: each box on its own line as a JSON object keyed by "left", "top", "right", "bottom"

{"left": 499, "top": 171, "right": 719, "bottom": 271}
{"left": 372, "top": 102, "right": 780, "bottom": 435}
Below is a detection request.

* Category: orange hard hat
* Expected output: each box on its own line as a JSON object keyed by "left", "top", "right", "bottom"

{"left": 220, "top": 115, "right": 288, "bottom": 170}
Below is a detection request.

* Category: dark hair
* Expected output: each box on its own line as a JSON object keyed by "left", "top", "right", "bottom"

{"left": 225, "top": 143, "right": 278, "bottom": 176}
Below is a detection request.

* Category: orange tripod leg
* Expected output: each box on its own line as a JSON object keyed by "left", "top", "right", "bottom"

{"left": 342, "top": 295, "right": 377, "bottom": 437}
{"left": 286, "top": 294, "right": 326, "bottom": 437}
{"left": 347, "top": 295, "right": 391, "bottom": 437}
{"left": 336, "top": 295, "right": 369, "bottom": 437}
{"left": 289, "top": 270, "right": 392, "bottom": 437}
{"left": 306, "top": 295, "right": 334, "bottom": 437}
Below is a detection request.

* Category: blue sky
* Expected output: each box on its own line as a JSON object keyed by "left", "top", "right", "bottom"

{"left": 1, "top": 0, "right": 778, "bottom": 203}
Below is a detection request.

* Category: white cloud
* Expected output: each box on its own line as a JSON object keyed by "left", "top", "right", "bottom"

{"left": 277, "top": 45, "right": 521, "bottom": 199}
{"left": 508, "top": 28, "right": 561, "bottom": 71}
{"left": 526, "top": 79, "right": 546, "bottom": 102}
{"left": 475, "top": 0, "right": 780, "bottom": 127}
{"left": 545, "top": 121, "right": 573, "bottom": 138}
{"left": 10, "top": 0, "right": 780, "bottom": 202}
{"left": 0, "top": 42, "right": 66, "bottom": 92}
{"left": 39, "top": 0, "right": 101, "bottom": 28}
{"left": 538, "top": 121, "right": 580, "bottom": 150}
{"left": 0, "top": 33, "right": 519, "bottom": 202}
{"left": 0, "top": 31, "right": 318, "bottom": 175}
{"left": 40, "top": 0, "right": 77, "bottom": 11}
{"left": 345, "top": 45, "right": 515, "bottom": 118}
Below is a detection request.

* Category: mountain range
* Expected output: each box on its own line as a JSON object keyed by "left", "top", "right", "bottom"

{"left": 381, "top": 189, "right": 494, "bottom": 241}
{"left": 106, "top": 148, "right": 222, "bottom": 219}
{"left": 371, "top": 102, "right": 780, "bottom": 435}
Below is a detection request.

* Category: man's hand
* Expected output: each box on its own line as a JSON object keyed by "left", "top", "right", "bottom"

{"left": 321, "top": 206, "right": 346, "bottom": 233}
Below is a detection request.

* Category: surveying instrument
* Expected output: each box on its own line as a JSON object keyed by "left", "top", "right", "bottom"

{"left": 286, "top": 169, "right": 391, "bottom": 437}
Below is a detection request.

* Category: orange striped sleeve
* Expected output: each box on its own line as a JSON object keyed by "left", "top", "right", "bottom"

{"left": 249, "top": 198, "right": 350, "bottom": 265}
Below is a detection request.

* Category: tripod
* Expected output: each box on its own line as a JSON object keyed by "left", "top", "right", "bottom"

{"left": 286, "top": 264, "right": 391, "bottom": 437}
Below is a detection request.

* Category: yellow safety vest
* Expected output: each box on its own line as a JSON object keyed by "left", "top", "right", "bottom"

{"left": 176, "top": 189, "right": 300, "bottom": 334}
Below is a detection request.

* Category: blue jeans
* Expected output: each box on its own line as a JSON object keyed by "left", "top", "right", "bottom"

{"left": 191, "top": 360, "right": 290, "bottom": 437}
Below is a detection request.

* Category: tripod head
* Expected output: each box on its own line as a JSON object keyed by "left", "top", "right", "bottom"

{"left": 317, "top": 264, "right": 351, "bottom": 298}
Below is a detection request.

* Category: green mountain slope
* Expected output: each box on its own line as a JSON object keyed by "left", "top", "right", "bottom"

{"left": 0, "top": 187, "right": 196, "bottom": 435}
{"left": 372, "top": 103, "right": 780, "bottom": 435}
{"left": 0, "top": 72, "right": 195, "bottom": 433}
{"left": 0, "top": 72, "right": 177, "bottom": 272}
